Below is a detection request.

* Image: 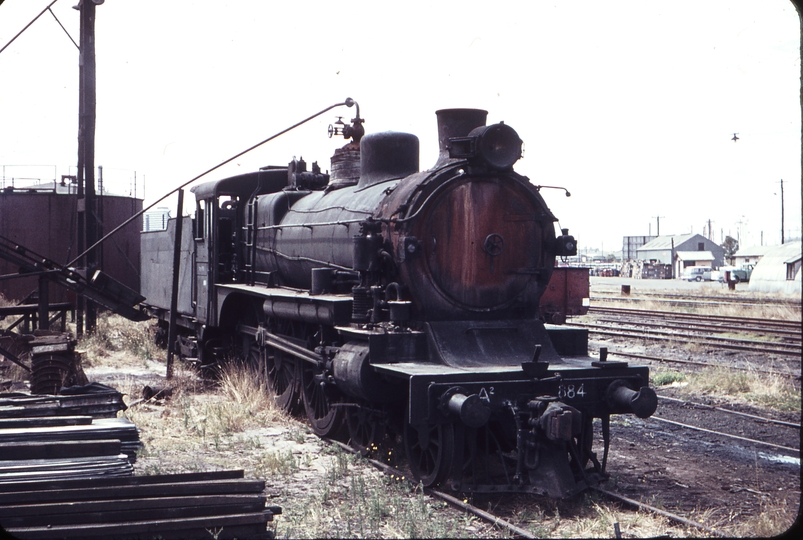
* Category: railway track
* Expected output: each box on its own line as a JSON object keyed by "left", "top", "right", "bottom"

{"left": 573, "top": 305, "right": 802, "bottom": 357}
{"left": 591, "top": 291, "right": 801, "bottom": 310}
{"left": 651, "top": 395, "right": 800, "bottom": 455}
{"left": 326, "top": 438, "right": 725, "bottom": 538}
{"left": 576, "top": 322, "right": 802, "bottom": 356}
{"left": 588, "top": 306, "right": 802, "bottom": 335}
{"left": 601, "top": 397, "right": 799, "bottom": 535}
{"left": 606, "top": 349, "right": 800, "bottom": 379}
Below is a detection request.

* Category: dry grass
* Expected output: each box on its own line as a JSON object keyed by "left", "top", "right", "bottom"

{"left": 77, "top": 315, "right": 159, "bottom": 368}
{"left": 71, "top": 310, "right": 797, "bottom": 538}
{"left": 592, "top": 284, "right": 801, "bottom": 321}
{"left": 651, "top": 366, "right": 800, "bottom": 411}
{"left": 735, "top": 499, "right": 799, "bottom": 537}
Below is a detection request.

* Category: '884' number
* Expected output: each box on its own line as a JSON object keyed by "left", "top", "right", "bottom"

{"left": 557, "top": 383, "right": 586, "bottom": 400}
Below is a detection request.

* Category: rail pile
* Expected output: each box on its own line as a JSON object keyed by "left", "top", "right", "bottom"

{"left": 0, "top": 388, "right": 280, "bottom": 539}
{"left": 0, "top": 385, "right": 138, "bottom": 481}
{"left": 0, "top": 470, "right": 280, "bottom": 539}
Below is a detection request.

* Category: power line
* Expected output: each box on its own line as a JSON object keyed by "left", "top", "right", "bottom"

{"left": 48, "top": 6, "right": 79, "bottom": 50}
{"left": 0, "top": 1, "right": 61, "bottom": 57}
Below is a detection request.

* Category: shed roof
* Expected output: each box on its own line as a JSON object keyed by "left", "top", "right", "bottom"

{"left": 637, "top": 234, "right": 697, "bottom": 251}
{"left": 747, "top": 241, "right": 802, "bottom": 295}
{"left": 733, "top": 245, "right": 776, "bottom": 258}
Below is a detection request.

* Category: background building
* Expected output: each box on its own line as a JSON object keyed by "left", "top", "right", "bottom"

{"left": 622, "top": 235, "right": 657, "bottom": 262}
{"left": 636, "top": 233, "right": 726, "bottom": 278}
{"left": 731, "top": 245, "right": 775, "bottom": 267}
{"left": 748, "top": 242, "right": 802, "bottom": 295}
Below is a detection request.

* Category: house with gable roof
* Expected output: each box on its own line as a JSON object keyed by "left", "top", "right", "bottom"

{"left": 636, "top": 233, "right": 725, "bottom": 279}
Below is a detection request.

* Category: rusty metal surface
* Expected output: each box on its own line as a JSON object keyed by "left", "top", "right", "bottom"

{"left": 540, "top": 266, "right": 591, "bottom": 323}
{"left": 413, "top": 176, "right": 550, "bottom": 311}
{"left": 0, "top": 192, "right": 142, "bottom": 303}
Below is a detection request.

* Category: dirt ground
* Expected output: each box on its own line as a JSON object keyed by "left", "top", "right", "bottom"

{"left": 4, "top": 276, "right": 798, "bottom": 537}
{"left": 603, "top": 393, "right": 800, "bottom": 526}
{"left": 78, "top": 335, "right": 801, "bottom": 538}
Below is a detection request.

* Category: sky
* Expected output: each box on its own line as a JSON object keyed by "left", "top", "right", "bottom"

{"left": 0, "top": 0, "right": 800, "bottom": 254}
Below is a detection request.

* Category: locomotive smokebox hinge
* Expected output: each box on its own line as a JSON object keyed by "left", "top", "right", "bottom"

{"left": 398, "top": 236, "right": 421, "bottom": 262}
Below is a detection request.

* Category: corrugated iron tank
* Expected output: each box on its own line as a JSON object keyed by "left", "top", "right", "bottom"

{"left": 0, "top": 187, "right": 142, "bottom": 303}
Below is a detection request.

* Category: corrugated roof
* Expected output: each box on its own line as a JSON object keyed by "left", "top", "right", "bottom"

{"left": 748, "top": 241, "right": 802, "bottom": 295}
{"left": 637, "top": 234, "right": 697, "bottom": 251}
{"left": 733, "top": 245, "right": 776, "bottom": 257}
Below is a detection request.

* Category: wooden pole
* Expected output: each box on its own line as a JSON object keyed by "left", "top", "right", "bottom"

{"left": 166, "top": 190, "right": 185, "bottom": 379}
{"left": 76, "top": 0, "right": 100, "bottom": 334}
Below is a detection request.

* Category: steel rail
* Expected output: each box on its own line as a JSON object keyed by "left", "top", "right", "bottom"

{"left": 657, "top": 395, "right": 801, "bottom": 429}
{"left": 649, "top": 416, "right": 800, "bottom": 454}
{"left": 607, "top": 350, "right": 799, "bottom": 378}
{"left": 591, "top": 487, "right": 727, "bottom": 537}
{"left": 591, "top": 295, "right": 801, "bottom": 311}
{"left": 592, "top": 290, "right": 800, "bottom": 305}
{"left": 577, "top": 324, "right": 802, "bottom": 356}
{"left": 588, "top": 306, "right": 802, "bottom": 332}
{"left": 580, "top": 322, "right": 802, "bottom": 349}
{"left": 593, "top": 290, "right": 801, "bottom": 307}
{"left": 324, "top": 438, "right": 537, "bottom": 539}
{"left": 589, "top": 313, "right": 802, "bottom": 339}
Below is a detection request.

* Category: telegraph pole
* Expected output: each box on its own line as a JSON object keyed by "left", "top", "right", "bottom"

{"left": 779, "top": 179, "right": 785, "bottom": 244}
{"left": 75, "top": 0, "right": 103, "bottom": 334}
{"left": 653, "top": 215, "right": 665, "bottom": 236}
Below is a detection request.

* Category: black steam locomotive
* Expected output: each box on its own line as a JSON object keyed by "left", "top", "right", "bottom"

{"left": 141, "top": 104, "right": 657, "bottom": 497}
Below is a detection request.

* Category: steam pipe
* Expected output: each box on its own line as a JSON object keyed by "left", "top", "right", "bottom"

{"left": 69, "top": 98, "right": 359, "bottom": 267}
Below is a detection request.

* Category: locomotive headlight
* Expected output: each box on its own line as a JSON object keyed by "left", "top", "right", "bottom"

{"left": 475, "top": 123, "right": 523, "bottom": 170}
{"left": 447, "top": 122, "right": 523, "bottom": 171}
{"left": 554, "top": 229, "right": 578, "bottom": 257}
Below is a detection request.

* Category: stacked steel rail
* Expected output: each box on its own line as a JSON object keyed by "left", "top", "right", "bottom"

{"left": 0, "top": 390, "right": 280, "bottom": 539}
{"left": 0, "top": 470, "right": 280, "bottom": 540}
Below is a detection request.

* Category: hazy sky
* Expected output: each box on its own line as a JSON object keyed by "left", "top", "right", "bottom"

{"left": 1, "top": 0, "right": 800, "bottom": 253}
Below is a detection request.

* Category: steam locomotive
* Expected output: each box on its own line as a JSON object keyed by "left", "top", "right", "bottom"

{"left": 141, "top": 103, "right": 657, "bottom": 497}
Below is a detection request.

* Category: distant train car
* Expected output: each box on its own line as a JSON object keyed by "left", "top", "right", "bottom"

{"left": 142, "top": 106, "right": 656, "bottom": 497}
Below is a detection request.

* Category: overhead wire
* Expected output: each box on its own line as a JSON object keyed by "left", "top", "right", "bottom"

{"left": 47, "top": 6, "right": 79, "bottom": 50}
{"left": 67, "top": 98, "right": 358, "bottom": 267}
{"left": 0, "top": 0, "right": 61, "bottom": 57}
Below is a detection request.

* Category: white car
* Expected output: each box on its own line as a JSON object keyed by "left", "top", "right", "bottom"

{"left": 681, "top": 267, "right": 712, "bottom": 282}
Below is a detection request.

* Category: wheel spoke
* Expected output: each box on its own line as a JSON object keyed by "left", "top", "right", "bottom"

{"left": 265, "top": 348, "right": 299, "bottom": 413}
{"left": 346, "top": 405, "right": 386, "bottom": 456}
{"left": 301, "top": 362, "right": 343, "bottom": 437}
{"left": 403, "top": 420, "right": 455, "bottom": 487}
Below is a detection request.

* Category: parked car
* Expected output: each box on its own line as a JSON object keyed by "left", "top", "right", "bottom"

{"left": 681, "top": 267, "right": 712, "bottom": 282}
{"left": 705, "top": 269, "right": 721, "bottom": 282}
{"left": 719, "top": 264, "right": 754, "bottom": 283}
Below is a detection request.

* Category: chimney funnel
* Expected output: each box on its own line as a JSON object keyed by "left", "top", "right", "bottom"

{"left": 434, "top": 108, "right": 487, "bottom": 167}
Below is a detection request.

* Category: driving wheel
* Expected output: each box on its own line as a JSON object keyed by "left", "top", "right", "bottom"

{"left": 346, "top": 403, "right": 386, "bottom": 456}
{"left": 301, "top": 361, "right": 344, "bottom": 437}
{"left": 265, "top": 345, "right": 300, "bottom": 413}
{"left": 403, "top": 419, "right": 455, "bottom": 487}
